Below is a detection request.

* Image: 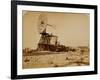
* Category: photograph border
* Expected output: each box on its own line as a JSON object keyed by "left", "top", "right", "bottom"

{"left": 11, "top": 0, "right": 97, "bottom": 79}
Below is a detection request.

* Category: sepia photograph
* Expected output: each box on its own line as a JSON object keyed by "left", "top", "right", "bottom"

{"left": 22, "top": 11, "right": 90, "bottom": 69}
{"left": 11, "top": 1, "right": 97, "bottom": 79}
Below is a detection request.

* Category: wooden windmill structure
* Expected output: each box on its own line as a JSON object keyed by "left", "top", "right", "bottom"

{"left": 37, "top": 13, "right": 58, "bottom": 51}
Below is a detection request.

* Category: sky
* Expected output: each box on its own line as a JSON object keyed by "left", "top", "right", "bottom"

{"left": 22, "top": 11, "right": 89, "bottom": 49}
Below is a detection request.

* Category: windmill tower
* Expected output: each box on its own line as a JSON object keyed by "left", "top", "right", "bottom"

{"left": 37, "top": 13, "right": 58, "bottom": 51}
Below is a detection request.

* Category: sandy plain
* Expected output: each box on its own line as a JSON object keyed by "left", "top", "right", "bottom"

{"left": 23, "top": 50, "right": 89, "bottom": 69}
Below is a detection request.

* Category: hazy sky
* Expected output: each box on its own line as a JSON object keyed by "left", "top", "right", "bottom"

{"left": 22, "top": 11, "right": 89, "bottom": 49}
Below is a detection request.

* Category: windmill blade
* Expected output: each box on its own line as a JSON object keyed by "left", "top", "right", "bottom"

{"left": 47, "top": 24, "right": 56, "bottom": 29}
{"left": 37, "top": 13, "right": 48, "bottom": 33}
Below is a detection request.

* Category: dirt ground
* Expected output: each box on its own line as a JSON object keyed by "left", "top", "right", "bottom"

{"left": 22, "top": 50, "right": 89, "bottom": 69}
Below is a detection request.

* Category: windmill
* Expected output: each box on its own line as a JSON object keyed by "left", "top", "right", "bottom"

{"left": 37, "top": 13, "right": 58, "bottom": 51}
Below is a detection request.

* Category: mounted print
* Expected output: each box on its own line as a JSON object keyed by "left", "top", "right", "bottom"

{"left": 11, "top": 0, "right": 97, "bottom": 79}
